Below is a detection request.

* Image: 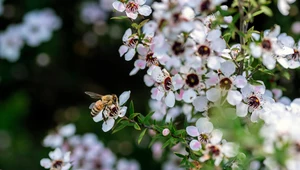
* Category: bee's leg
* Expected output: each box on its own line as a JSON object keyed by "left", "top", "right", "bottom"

{"left": 102, "top": 105, "right": 108, "bottom": 124}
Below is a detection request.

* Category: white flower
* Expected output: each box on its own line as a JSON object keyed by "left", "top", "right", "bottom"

{"left": 0, "top": 25, "right": 24, "bottom": 62}
{"left": 80, "top": 2, "right": 107, "bottom": 24}
{"left": 40, "top": 148, "right": 71, "bottom": 170}
{"left": 119, "top": 28, "right": 138, "bottom": 61}
{"left": 92, "top": 91, "right": 131, "bottom": 132}
{"left": 113, "top": 0, "right": 152, "bottom": 20}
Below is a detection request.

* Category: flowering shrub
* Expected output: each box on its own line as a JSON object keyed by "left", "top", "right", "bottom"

{"left": 35, "top": 0, "right": 300, "bottom": 169}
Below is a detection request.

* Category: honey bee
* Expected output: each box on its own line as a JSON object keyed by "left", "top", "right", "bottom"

{"left": 85, "top": 91, "right": 119, "bottom": 121}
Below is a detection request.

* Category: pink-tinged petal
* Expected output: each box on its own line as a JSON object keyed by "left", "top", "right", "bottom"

{"left": 138, "top": 5, "right": 152, "bottom": 16}
{"left": 193, "top": 96, "right": 208, "bottom": 112}
{"left": 253, "top": 82, "right": 266, "bottom": 94}
{"left": 119, "top": 45, "right": 129, "bottom": 57}
{"left": 206, "top": 88, "right": 221, "bottom": 102}
{"left": 210, "top": 129, "right": 223, "bottom": 145}
{"left": 186, "top": 126, "right": 200, "bottom": 137}
{"left": 93, "top": 110, "right": 104, "bottom": 122}
{"left": 122, "top": 28, "right": 132, "bottom": 42}
{"left": 102, "top": 118, "right": 115, "bottom": 132}
{"left": 112, "top": 1, "right": 125, "bottom": 12}
{"left": 207, "top": 56, "right": 221, "bottom": 70}
{"left": 189, "top": 140, "right": 201, "bottom": 151}
{"left": 119, "top": 91, "right": 131, "bottom": 106}
{"left": 125, "top": 48, "right": 136, "bottom": 61}
{"left": 143, "top": 74, "right": 155, "bottom": 87}
{"left": 151, "top": 87, "right": 164, "bottom": 101}
{"left": 63, "top": 152, "right": 71, "bottom": 162}
{"left": 134, "top": 59, "right": 146, "bottom": 69}
{"left": 234, "top": 75, "right": 247, "bottom": 88}
{"left": 220, "top": 61, "right": 235, "bottom": 77}
{"left": 227, "top": 90, "right": 242, "bottom": 106}
{"left": 118, "top": 106, "right": 127, "bottom": 117}
{"left": 175, "top": 89, "right": 184, "bottom": 101}
{"left": 165, "top": 91, "right": 175, "bottom": 107}
{"left": 49, "top": 148, "right": 62, "bottom": 160}
{"left": 236, "top": 102, "right": 248, "bottom": 117}
{"left": 40, "top": 158, "right": 52, "bottom": 168}
{"left": 182, "top": 89, "right": 197, "bottom": 103}
{"left": 172, "top": 74, "right": 184, "bottom": 90}
{"left": 136, "top": 0, "right": 146, "bottom": 5}
{"left": 126, "top": 12, "right": 138, "bottom": 20}
{"left": 272, "top": 89, "right": 282, "bottom": 99}
{"left": 129, "top": 67, "right": 140, "bottom": 76}
{"left": 137, "top": 44, "right": 148, "bottom": 56}
{"left": 196, "top": 118, "right": 213, "bottom": 133}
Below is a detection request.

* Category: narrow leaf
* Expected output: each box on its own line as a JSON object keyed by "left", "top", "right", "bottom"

{"left": 138, "top": 129, "right": 147, "bottom": 144}
{"left": 111, "top": 16, "right": 128, "bottom": 20}
{"left": 134, "top": 123, "right": 141, "bottom": 130}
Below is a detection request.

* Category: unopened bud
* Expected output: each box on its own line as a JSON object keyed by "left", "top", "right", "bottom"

{"left": 162, "top": 128, "right": 170, "bottom": 136}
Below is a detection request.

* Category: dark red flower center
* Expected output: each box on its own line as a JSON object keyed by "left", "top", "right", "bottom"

{"left": 219, "top": 77, "right": 232, "bottom": 90}
{"left": 248, "top": 95, "right": 260, "bottom": 109}
{"left": 126, "top": 2, "right": 138, "bottom": 13}
{"left": 186, "top": 73, "right": 200, "bottom": 88}
{"left": 197, "top": 45, "right": 211, "bottom": 57}
{"left": 172, "top": 41, "right": 185, "bottom": 55}
{"left": 164, "top": 77, "right": 172, "bottom": 91}
{"left": 262, "top": 39, "right": 272, "bottom": 50}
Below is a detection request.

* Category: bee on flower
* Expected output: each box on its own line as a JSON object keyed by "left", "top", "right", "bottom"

{"left": 88, "top": 91, "right": 131, "bottom": 132}
{"left": 112, "top": 0, "right": 152, "bottom": 20}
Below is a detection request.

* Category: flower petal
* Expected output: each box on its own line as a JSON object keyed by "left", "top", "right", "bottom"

{"left": 59, "top": 124, "right": 76, "bottom": 137}
{"left": 192, "top": 96, "right": 208, "bottom": 112}
{"left": 125, "top": 48, "right": 136, "bottom": 61}
{"left": 119, "top": 45, "right": 129, "bottom": 57}
{"left": 126, "top": 12, "right": 138, "bottom": 20}
{"left": 227, "top": 90, "right": 242, "bottom": 106}
{"left": 186, "top": 126, "right": 200, "bottom": 137}
{"left": 63, "top": 152, "right": 71, "bottom": 162}
{"left": 138, "top": 5, "right": 152, "bottom": 16}
{"left": 122, "top": 28, "right": 132, "bottom": 42}
{"left": 210, "top": 129, "right": 223, "bottom": 144}
{"left": 207, "top": 56, "right": 221, "bottom": 70}
{"left": 119, "top": 91, "right": 131, "bottom": 106}
{"left": 102, "top": 118, "right": 115, "bottom": 132}
{"left": 234, "top": 75, "right": 247, "bottom": 88}
{"left": 93, "top": 110, "right": 104, "bottom": 122}
{"left": 236, "top": 102, "right": 248, "bottom": 117}
{"left": 40, "top": 158, "right": 52, "bottom": 168}
{"left": 196, "top": 118, "right": 213, "bottom": 133}
{"left": 165, "top": 91, "right": 175, "bottom": 107}
{"left": 206, "top": 88, "right": 221, "bottom": 102}
{"left": 112, "top": 1, "right": 125, "bottom": 12}
{"left": 220, "top": 61, "right": 235, "bottom": 77}
{"left": 49, "top": 148, "right": 62, "bottom": 160}
{"left": 182, "top": 89, "right": 197, "bottom": 103}
{"left": 118, "top": 106, "right": 127, "bottom": 117}
{"left": 190, "top": 140, "right": 201, "bottom": 151}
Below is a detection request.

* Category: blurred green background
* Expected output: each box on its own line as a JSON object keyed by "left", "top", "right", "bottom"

{"left": 0, "top": 0, "right": 300, "bottom": 169}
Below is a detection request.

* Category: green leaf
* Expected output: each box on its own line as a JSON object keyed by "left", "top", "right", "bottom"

{"left": 134, "top": 123, "right": 141, "bottom": 130}
{"left": 112, "top": 122, "right": 129, "bottom": 134}
{"left": 162, "top": 138, "right": 171, "bottom": 148}
{"left": 174, "top": 129, "right": 186, "bottom": 136}
{"left": 260, "top": 6, "right": 273, "bottom": 17}
{"left": 144, "top": 111, "right": 155, "bottom": 124}
{"left": 138, "top": 129, "right": 147, "bottom": 144}
{"left": 131, "top": 23, "right": 139, "bottom": 29}
{"left": 110, "top": 16, "right": 128, "bottom": 20}
{"left": 129, "top": 113, "right": 140, "bottom": 119}
{"left": 138, "top": 19, "right": 150, "bottom": 28}
{"left": 129, "top": 100, "right": 134, "bottom": 115}
{"left": 174, "top": 152, "right": 186, "bottom": 158}
{"left": 282, "top": 71, "right": 291, "bottom": 80}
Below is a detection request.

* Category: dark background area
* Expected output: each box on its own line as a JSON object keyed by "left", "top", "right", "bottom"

{"left": 0, "top": 0, "right": 300, "bottom": 169}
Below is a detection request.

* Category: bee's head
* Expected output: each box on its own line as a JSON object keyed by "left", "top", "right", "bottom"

{"left": 112, "top": 95, "right": 118, "bottom": 103}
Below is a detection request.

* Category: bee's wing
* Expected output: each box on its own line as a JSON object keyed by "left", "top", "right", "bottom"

{"left": 89, "top": 102, "right": 95, "bottom": 109}
{"left": 85, "top": 91, "right": 103, "bottom": 99}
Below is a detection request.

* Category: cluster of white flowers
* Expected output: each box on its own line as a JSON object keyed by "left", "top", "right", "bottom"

{"left": 41, "top": 123, "right": 140, "bottom": 170}
{"left": 0, "top": 8, "right": 61, "bottom": 62}
{"left": 112, "top": 0, "right": 300, "bottom": 169}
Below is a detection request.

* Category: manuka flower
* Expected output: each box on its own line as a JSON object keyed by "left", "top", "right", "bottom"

{"left": 113, "top": 0, "right": 152, "bottom": 20}
{"left": 40, "top": 148, "right": 71, "bottom": 170}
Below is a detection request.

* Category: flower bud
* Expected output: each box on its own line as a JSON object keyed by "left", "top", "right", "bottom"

{"left": 162, "top": 128, "right": 170, "bottom": 136}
